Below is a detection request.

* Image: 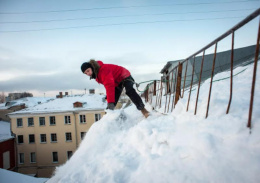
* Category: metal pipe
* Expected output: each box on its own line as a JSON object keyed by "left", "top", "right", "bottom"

{"left": 164, "top": 76, "right": 169, "bottom": 113}
{"left": 226, "top": 31, "right": 235, "bottom": 114}
{"left": 187, "top": 57, "right": 196, "bottom": 112}
{"left": 247, "top": 18, "right": 260, "bottom": 128}
{"left": 206, "top": 43, "right": 218, "bottom": 118}
{"left": 181, "top": 8, "right": 260, "bottom": 65}
{"left": 172, "top": 70, "right": 178, "bottom": 111}
{"left": 194, "top": 50, "right": 205, "bottom": 115}
{"left": 159, "top": 78, "right": 163, "bottom": 108}
{"left": 167, "top": 71, "right": 174, "bottom": 112}
{"left": 182, "top": 59, "right": 188, "bottom": 98}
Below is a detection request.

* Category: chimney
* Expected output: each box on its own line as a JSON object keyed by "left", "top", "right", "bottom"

{"left": 56, "top": 92, "right": 63, "bottom": 98}
{"left": 73, "top": 102, "right": 83, "bottom": 108}
{"left": 89, "top": 89, "right": 95, "bottom": 94}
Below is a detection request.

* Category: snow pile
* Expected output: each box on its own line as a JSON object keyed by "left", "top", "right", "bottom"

{"left": 0, "top": 168, "right": 48, "bottom": 183}
{"left": 48, "top": 63, "right": 260, "bottom": 183}
{"left": 0, "top": 121, "right": 13, "bottom": 142}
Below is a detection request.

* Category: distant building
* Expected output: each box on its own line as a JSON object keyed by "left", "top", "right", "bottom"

{"left": 7, "top": 92, "right": 33, "bottom": 102}
{"left": 8, "top": 94, "right": 106, "bottom": 178}
{"left": 0, "top": 121, "right": 15, "bottom": 171}
{"left": 0, "top": 97, "right": 53, "bottom": 122}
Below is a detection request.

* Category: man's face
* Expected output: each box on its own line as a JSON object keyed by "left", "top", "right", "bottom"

{"left": 84, "top": 68, "right": 93, "bottom": 76}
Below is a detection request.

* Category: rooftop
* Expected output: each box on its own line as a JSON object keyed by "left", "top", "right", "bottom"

{"left": 8, "top": 94, "right": 106, "bottom": 115}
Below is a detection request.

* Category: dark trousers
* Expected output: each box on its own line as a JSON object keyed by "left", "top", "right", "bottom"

{"left": 114, "top": 76, "right": 145, "bottom": 110}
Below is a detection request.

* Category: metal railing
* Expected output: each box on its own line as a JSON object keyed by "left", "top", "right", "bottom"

{"left": 143, "top": 8, "right": 260, "bottom": 129}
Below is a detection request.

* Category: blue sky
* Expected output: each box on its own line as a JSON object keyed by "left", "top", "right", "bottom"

{"left": 0, "top": 0, "right": 259, "bottom": 97}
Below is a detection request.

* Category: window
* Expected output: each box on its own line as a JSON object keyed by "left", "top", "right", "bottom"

{"left": 50, "top": 116, "right": 56, "bottom": 125}
{"left": 65, "top": 132, "right": 72, "bottom": 142}
{"left": 95, "top": 114, "right": 101, "bottom": 122}
{"left": 52, "top": 152, "right": 58, "bottom": 163}
{"left": 40, "top": 134, "right": 47, "bottom": 143}
{"left": 65, "top": 116, "right": 71, "bottom": 124}
{"left": 39, "top": 117, "right": 45, "bottom": 126}
{"left": 17, "top": 118, "right": 23, "bottom": 127}
{"left": 30, "top": 152, "right": 36, "bottom": 163}
{"left": 81, "top": 132, "right": 86, "bottom": 140}
{"left": 80, "top": 115, "right": 86, "bottom": 123}
{"left": 19, "top": 153, "right": 24, "bottom": 164}
{"left": 29, "top": 134, "right": 35, "bottom": 144}
{"left": 51, "top": 133, "right": 57, "bottom": 142}
{"left": 28, "top": 117, "right": 34, "bottom": 126}
{"left": 3, "top": 151, "right": 10, "bottom": 169}
{"left": 17, "top": 135, "right": 24, "bottom": 144}
{"left": 67, "top": 151, "right": 73, "bottom": 160}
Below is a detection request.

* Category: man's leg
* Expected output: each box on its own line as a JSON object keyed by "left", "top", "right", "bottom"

{"left": 114, "top": 83, "right": 123, "bottom": 107}
{"left": 123, "top": 77, "right": 145, "bottom": 110}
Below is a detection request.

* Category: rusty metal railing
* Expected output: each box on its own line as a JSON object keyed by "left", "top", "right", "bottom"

{"left": 143, "top": 8, "right": 260, "bottom": 128}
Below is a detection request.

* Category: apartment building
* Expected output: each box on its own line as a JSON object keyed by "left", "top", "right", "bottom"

{"left": 8, "top": 93, "right": 106, "bottom": 178}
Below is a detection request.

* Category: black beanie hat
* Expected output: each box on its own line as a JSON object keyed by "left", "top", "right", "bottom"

{"left": 81, "top": 62, "right": 93, "bottom": 73}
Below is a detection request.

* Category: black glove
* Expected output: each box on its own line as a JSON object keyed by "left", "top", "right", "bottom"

{"left": 107, "top": 103, "right": 115, "bottom": 110}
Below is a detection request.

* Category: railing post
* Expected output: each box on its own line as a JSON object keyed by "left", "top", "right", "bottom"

{"left": 206, "top": 43, "right": 218, "bottom": 118}
{"left": 194, "top": 50, "right": 205, "bottom": 115}
{"left": 226, "top": 31, "right": 235, "bottom": 114}
{"left": 247, "top": 18, "right": 260, "bottom": 129}
{"left": 175, "top": 62, "right": 183, "bottom": 105}
{"left": 172, "top": 70, "right": 178, "bottom": 111}
{"left": 181, "top": 60, "right": 188, "bottom": 98}
{"left": 187, "top": 57, "right": 196, "bottom": 112}
{"left": 153, "top": 80, "right": 157, "bottom": 96}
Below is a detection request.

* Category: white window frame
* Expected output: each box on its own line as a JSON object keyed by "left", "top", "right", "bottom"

{"left": 39, "top": 117, "right": 45, "bottom": 126}
{"left": 65, "top": 132, "right": 72, "bottom": 142}
{"left": 51, "top": 133, "right": 57, "bottom": 143}
{"left": 80, "top": 115, "right": 86, "bottom": 123}
{"left": 40, "top": 134, "right": 47, "bottom": 143}
{"left": 28, "top": 117, "right": 34, "bottom": 127}
{"left": 30, "top": 152, "right": 36, "bottom": 163}
{"left": 95, "top": 113, "right": 101, "bottom": 122}
{"left": 64, "top": 116, "right": 71, "bottom": 124}
{"left": 29, "top": 134, "right": 35, "bottom": 144}
{"left": 50, "top": 116, "right": 56, "bottom": 125}
{"left": 19, "top": 153, "right": 24, "bottom": 164}
{"left": 17, "top": 118, "right": 23, "bottom": 127}
{"left": 52, "top": 152, "right": 58, "bottom": 163}
{"left": 3, "top": 151, "right": 10, "bottom": 169}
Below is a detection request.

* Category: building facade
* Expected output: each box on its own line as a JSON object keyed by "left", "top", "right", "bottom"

{"left": 8, "top": 94, "right": 106, "bottom": 178}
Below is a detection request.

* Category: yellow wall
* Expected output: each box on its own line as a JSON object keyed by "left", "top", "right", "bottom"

{"left": 10, "top": 110, "right": 105, "bottom": 178}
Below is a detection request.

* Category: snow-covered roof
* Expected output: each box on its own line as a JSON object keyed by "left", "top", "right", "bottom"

{"left": 0, "top": 97, "right": 53, "bottom": 110}
{"left": 8, "top": 94, "right": 106, "bottom": 115}
{"left": 0, "top": 121, "right": 13, "bottom": 142}
{"left": 0, "top": 168, "right": 48, "bottom": 183}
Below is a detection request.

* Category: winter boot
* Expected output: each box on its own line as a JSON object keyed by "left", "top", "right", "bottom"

{"left": 141, "top": 108, "right": 150, "bottom": 118}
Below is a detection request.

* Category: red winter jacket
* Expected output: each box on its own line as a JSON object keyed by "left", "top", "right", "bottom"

{"left": 95, "top": 61, "right": 131, "bottom": 103}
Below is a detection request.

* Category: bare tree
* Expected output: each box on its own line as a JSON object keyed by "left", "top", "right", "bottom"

{"left": 0, "top": 92, "right": 5, "bottom": 103}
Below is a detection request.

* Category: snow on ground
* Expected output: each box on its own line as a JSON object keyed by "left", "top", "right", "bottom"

{"left": 0, "top": 168, "right": 48, "bottom": 183}
{"left": 0, "top": 121, "right": 13, "bottom": 142}
{"left": 48, "top": 63, "right": 260, "bottom": 183}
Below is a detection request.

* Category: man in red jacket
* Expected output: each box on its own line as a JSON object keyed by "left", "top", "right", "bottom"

{"left": 81, "top": 59, "right": 149, "bottom": 118}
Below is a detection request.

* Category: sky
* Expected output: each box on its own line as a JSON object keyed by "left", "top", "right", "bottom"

{"left": 47, "top": 62, "right": 260, "bottom": 183}
{"left": 0, "top": 0, "right": 260, "bottom": 97}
